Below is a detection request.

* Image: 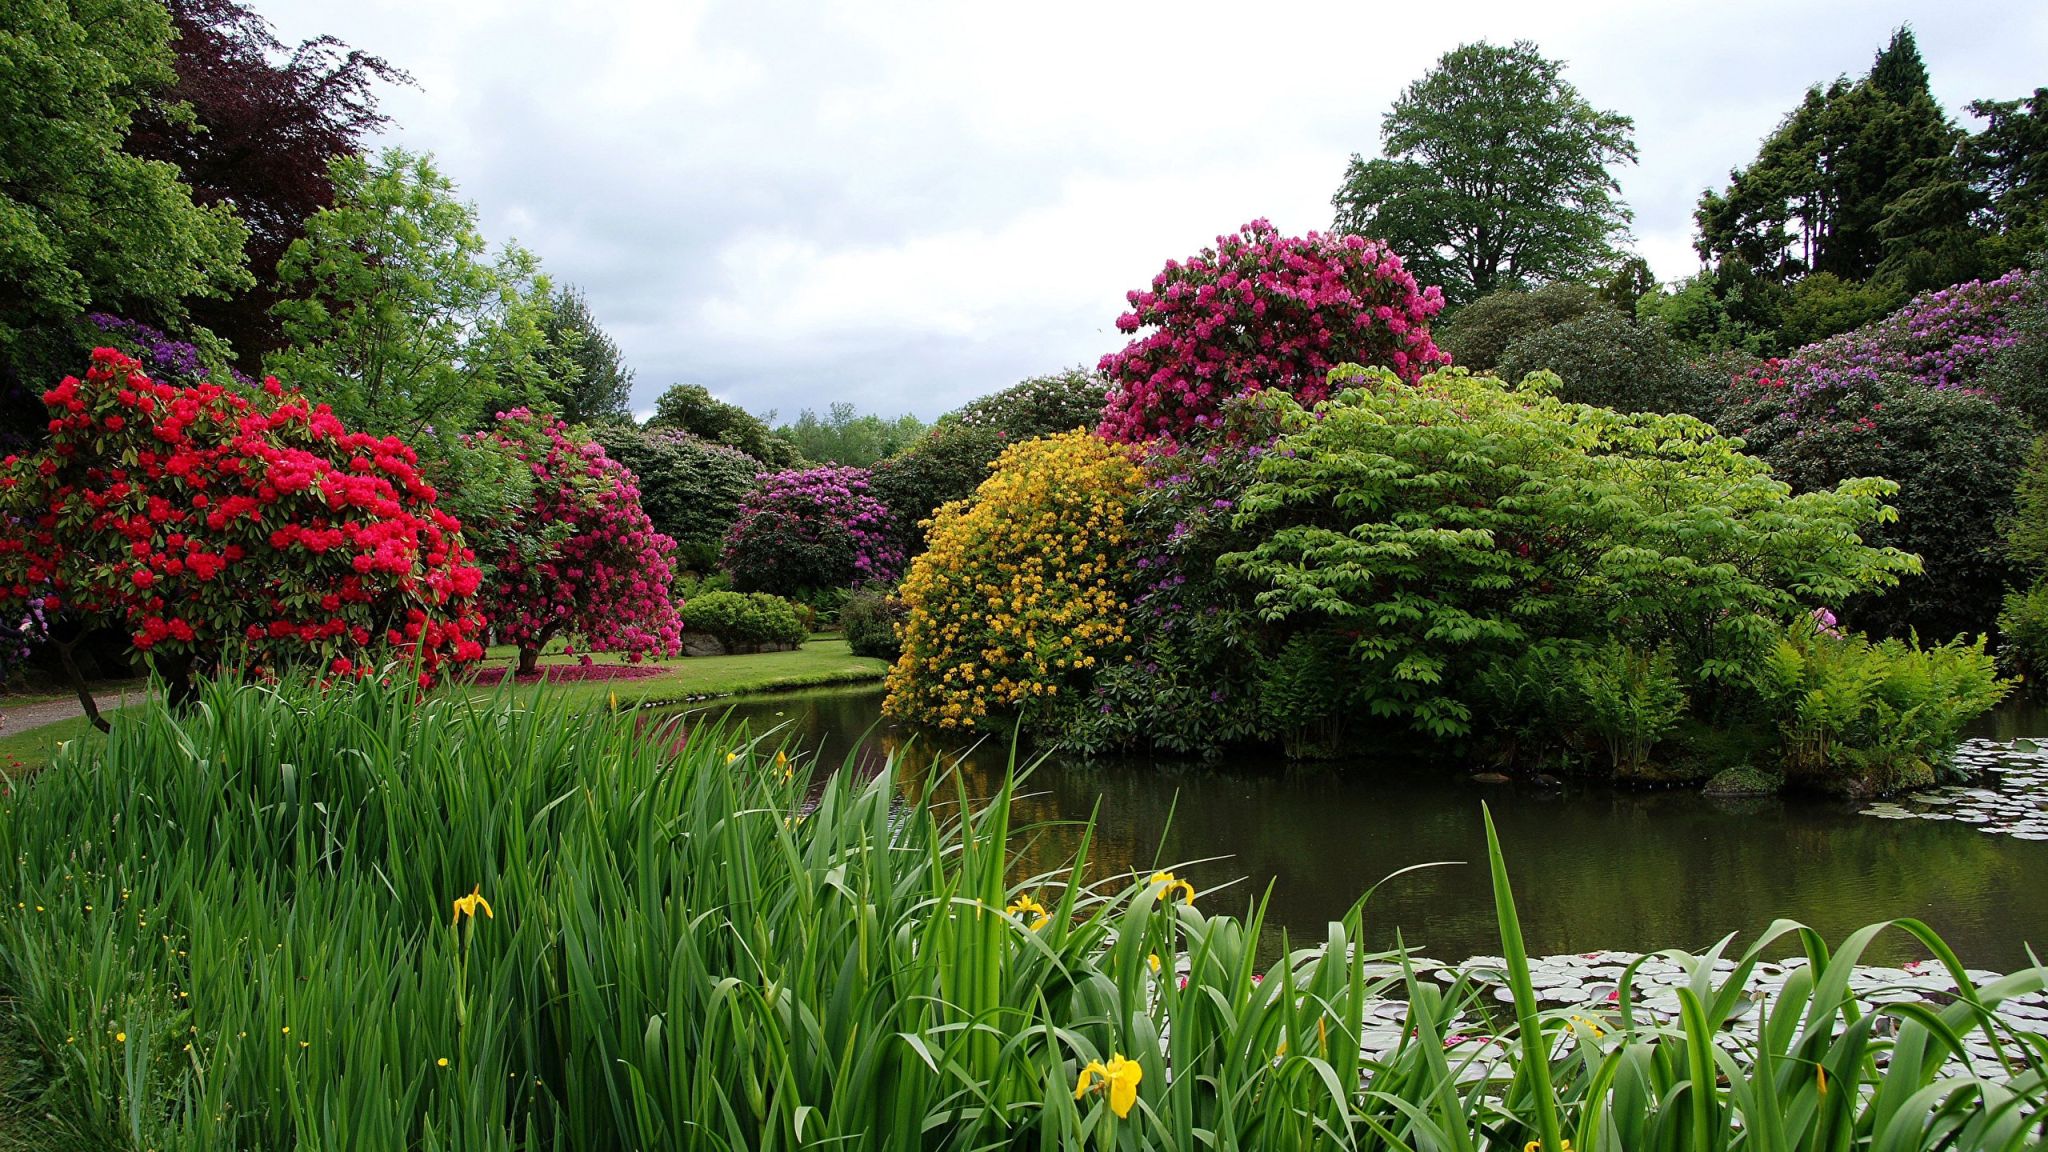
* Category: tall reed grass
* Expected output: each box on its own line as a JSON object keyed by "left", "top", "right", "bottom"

{"left": 0, "top": 676, "right": 2040, "bottom": 1149}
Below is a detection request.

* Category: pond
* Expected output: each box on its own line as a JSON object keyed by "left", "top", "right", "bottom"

{"left": 663, "top": 686, "right": 2048, "bottom": 970}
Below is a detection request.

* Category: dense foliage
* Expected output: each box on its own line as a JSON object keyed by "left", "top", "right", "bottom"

{"left": 884, "top": 432, "right": 1140, "bottom": 731}
{"left": 1496, "top": 310, "right": 1727, "bottom": 418}
{"left": 1331, "top": 41, "right": 1637, "bottom": 307}
{"left": 0, "top": 349, "right": 485, "bottom": 699}
{"left": 124, "top": 0, "right": 407, "bottom": 361}
{"left": 1098, "top": 221, "right": 1447, "bottom": 443}
{"left": 1433, "top": 282, "right": 1605, "bottom": 372}
{"left": 722, "top": 465, "right": 901, "bottom": 599}
{"left": 471, "top": 409, "right": 681, "bottom": 673}
{"left": 588, "top": 426, "right": 756, "bottom": 573}
{"left": 679, "top": 590, "right": 807, "bottom": 652}
{"left": 1221, "top": 367, "right": 1918, "bottom": 740}
{"left": 0, "top": 0, "right": 250, "bottom": 424}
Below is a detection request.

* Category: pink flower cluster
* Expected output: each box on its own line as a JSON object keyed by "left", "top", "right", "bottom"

{"left": 1098, "top": 220, "right": 1449, "bottom": 444}
{"left": 477, "top": 410, "right": 683, "bottom": 661}
{"left": 724, "top": 465, "right": 902, "bottom": 586}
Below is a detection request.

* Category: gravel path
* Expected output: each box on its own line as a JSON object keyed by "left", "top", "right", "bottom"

{"left": 0, "top": 683, "right": 151, "bottom": 736}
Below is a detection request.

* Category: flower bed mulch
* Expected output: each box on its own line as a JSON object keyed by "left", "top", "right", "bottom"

{"left": 469, "top": 664, "right": 670, "bottom": 686}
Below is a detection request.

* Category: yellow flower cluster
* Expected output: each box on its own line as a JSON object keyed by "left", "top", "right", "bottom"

{"left": 883, "top": 432, "right": 1140, "bottom": 730}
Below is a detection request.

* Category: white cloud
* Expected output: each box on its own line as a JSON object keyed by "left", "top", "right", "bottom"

{"left": 255, "top": 0, "right": 2048, "bottom": 418}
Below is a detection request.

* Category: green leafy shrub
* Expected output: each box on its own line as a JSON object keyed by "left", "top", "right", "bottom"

{"left": 1435, "top": 282, "right": 1605, "bottom": 372}
{"left": 838, "top": 585, "right": 903, "bottom": 660}
{"left": 1719, "top": 371, "right": 2031, "bottom": 641}
{"left": 590, "top": 426, "right": 758, "bottom": 573}
{"left": 1758, "top": 620, "right": 2011, "bottom": 794}
{"left": 1496, "top": 310, "right": 1731, "bottom": 419}
{"left": 1476, "top": 641, "right": 1689, "bottom": 778}
{"left": 680, "top": 590, "right": 807, "bottom": 652}
{"left": 1223, "top": 366, "right": 1920, "bottom": 739}
{"left": 868, "top": 421, "right": 1006, "bottom": 557}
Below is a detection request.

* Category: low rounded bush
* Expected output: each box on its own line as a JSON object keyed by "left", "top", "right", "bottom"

{"left": 838, "top": 585, "right": 903, "bottom": 660}
{"left": 1716, "top": 367, "right": 2031, "bottom": 641}
{"left": 681, "top": 590, "right": 807, "bottom": 652}
{"left": 1496, "top": 311, "right": 1730, "bottom": 419}
{"left": 1435, "top": 282, "right": 1605, "bottom": 372}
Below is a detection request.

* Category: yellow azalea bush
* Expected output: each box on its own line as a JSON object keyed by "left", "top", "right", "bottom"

{"left": 883, "top": 431, "right": 1141, "bottom": 730}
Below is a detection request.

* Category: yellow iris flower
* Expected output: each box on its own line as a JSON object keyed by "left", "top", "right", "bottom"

{"left": 1004, "top": 892, "right": 1050, "bottom": 931}
{"left": 451, "top": 885, "right": 493, "bottom": 925}
{"left": 1148, "top": 870, "right": 1196, "bottom": 905}
{"left": 1074, "top": 1053, "right": 1142, "bottom": 1118}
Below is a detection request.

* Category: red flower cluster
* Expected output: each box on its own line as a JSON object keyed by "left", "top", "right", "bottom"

{"left": 0, "top": 349, "right": 486, "bottom": 683}
{"left": 1098, "top": 220, "right": 1449, "bottom": 444}
{"left": 473, "top": 410, "right": 684, "bottom": 664}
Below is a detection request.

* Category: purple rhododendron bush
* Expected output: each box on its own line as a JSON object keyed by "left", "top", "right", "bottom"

{"left": 721, "top": 464, "right": 902, "bottom": 599}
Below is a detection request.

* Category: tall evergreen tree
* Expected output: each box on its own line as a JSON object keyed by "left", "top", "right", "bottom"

{"left": 537, "top": 286, "right": 634, "bottom": 427}
{"left": 1696, "top": 27, "right": 1960, "bottom": 283}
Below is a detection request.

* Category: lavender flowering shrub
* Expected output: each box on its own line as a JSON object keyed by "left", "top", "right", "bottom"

{"left": 84, "top": 315, "right": 244, "bottom": 385}
{"left": 721, "top": 465, "right": 902, "bottom": 599}
{"left": 1713, "top": 270, "right": 2038, "bottom": 641}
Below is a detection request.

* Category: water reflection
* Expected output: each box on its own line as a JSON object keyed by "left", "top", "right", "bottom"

{"left": 663, "top": 687, "right": 2048, "bottom": 968}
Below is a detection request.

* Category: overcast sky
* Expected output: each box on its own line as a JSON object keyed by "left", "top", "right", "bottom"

{"left": 256, "top": 0, "right": 2047, "bottom": 423}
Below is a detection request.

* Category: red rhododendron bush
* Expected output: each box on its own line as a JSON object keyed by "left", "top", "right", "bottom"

{"left": 0, "top": 349, "right": 486, "bottom": 702}
{"left": 472, "top": 409, "right": 683, "bottom": 675}
{"left": 1098, "top": 220, "right": 1451, "bottom": 443}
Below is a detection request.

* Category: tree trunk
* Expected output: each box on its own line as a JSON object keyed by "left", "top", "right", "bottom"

{"left": 51, "top": 636, "right": 109, "bottom": 734}
{"left": 517, "top": 646, "right": 540, "bottom": 677}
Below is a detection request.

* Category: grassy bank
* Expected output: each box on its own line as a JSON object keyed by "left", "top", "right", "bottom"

{"left": 470, "top": 637, "right": 889, "bottom": 710}
{"left": 0, "top": 677, "right": 2041, "bottom": 1149}
{"left": 0, "top": 714, "right": 117, "bottom": 782}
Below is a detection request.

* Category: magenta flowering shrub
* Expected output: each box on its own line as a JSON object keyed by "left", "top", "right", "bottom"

{"left": 721, "top": 465, "right": 901, "bottom": 599}
{"left": 474, "top": 409, "right": 683, "bottom": 672}
{"left": 1097, "top": 220, "right": 1449, "bottom": 443}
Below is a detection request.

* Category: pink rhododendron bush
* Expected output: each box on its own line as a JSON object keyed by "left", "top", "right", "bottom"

{"left": 473, "top": 409, "right": 683, "bottom": 674}
{"left": 0, "top": 349, "right": 486, "bottom": 708}
{"left": 1098, "top": 220, "right": 1450, "bottom": 443}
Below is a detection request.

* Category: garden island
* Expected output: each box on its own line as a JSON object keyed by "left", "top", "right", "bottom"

{"left": 1, "top": 3, "right": 2047, "bottom": 1147}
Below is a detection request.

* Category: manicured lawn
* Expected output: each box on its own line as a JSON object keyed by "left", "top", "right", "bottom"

{"left": 467, "top": 637, "right": 888, "bottom": 712}
{"left": 0, "top": 713, "right": 116, "bottom": 782}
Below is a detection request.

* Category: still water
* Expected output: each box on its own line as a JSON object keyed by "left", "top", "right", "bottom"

{"left": 665, "top": 686, "right": 2048, "bottom": 969}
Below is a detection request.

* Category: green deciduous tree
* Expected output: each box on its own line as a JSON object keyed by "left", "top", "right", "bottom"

{"left": 0, "top": 0, "right": 251, "bottom": 435}
{"left": 774, "top": 402, "right": 925, "bottom": 467}
{"left": 1222, "top": 367, "right": 1918, "bottom": 737}
{"left": 265, "top": 148, "right": 551, "bottom": 441}
{"left": 1331, "top": 40, "right": 1636, "bottom": 307}
{"left": 647, "top": 382, "right": 800, "bottom": 466}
